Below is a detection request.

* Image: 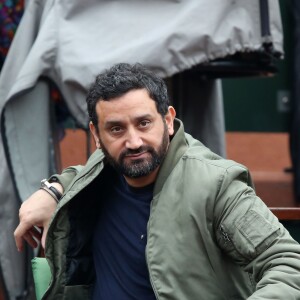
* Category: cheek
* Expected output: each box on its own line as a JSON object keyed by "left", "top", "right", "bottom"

{"left": 110, "top": 144, "right": 124, "bottom": 157}
{"left": 147, "top": 132, "right": 164, "bottom": 149}
{"left": 102, "top": 137, "right": 125, "bottom": 156}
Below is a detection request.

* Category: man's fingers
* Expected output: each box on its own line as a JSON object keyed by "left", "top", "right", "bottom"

{"left": 29, "top": 227, "right": 42, "bottom": 240}
{"left": 14, "top": 224, "right": 41, "bottom": 251}
{"left": 14, "top": 224, "right": 26, "bottom": 252}
{"left": 23, "top": 232, "right": 39, "bottom": 249}
{"left": 41, "top": 226, "right": 49, "bottom": 249}
{"left": 14, "top": 187, "right": 60, "bottom": 251}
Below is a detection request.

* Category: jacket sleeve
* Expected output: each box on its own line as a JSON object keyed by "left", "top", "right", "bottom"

{"left": 214, "top": 165, "right": 300, "bottom": 299}
{"left": 49, "top": 165, "right": 84, "bottom": 191}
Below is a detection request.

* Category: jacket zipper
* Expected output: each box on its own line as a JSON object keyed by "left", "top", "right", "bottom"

{"left": 220, "top": 225, "right": 250, "bottom": 263}
{"left": 220, "top": 225, "right": 232, "bottom": 245}
{"left": 145, "top": 199, "right": 160, "bottom": 300}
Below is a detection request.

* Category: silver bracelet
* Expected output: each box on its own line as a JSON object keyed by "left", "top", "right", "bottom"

{"left": 40, "top": 187, "right": 59, "bottom": 203}
{"left": 40, "top": 179, "right": 63, "bottom": 202}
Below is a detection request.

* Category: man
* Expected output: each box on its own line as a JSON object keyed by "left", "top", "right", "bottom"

{"left": 15, "top": 63, "right": 300, "bottom": 299}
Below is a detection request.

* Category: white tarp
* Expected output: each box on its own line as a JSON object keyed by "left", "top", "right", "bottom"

{"left": 0, "top": 0, "right": 283, "bottom": 127}
{"left": 0, "top": 0, "right": 283, "bottom": 298}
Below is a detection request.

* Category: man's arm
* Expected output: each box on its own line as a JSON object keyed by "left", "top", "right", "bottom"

{"left": 14, "top": 182, "right": 63, "bottom": 251}
{"left": 14, "top": 165, "right": 83, "bottom": 251}
{"left": 214, "top": 165, "right": 300, "bottom": 298}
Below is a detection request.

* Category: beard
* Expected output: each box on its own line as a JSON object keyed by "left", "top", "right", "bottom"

{"left": 99, "top": 122, "right": 170, "bottom": 178}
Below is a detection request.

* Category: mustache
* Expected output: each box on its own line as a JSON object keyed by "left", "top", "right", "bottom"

{"left": 119, "top": 146, "right": 154, "bottom": 159}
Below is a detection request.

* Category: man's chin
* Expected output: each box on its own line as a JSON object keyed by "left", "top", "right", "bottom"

{"left": 121, "top": 161, "right": 156, "bottom": 178}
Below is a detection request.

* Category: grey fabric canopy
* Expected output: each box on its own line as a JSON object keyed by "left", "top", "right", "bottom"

{"left": 0, "top": 0, "right": 283, "bottom": 127}
{"left": 0, "top": 0, "right": 283, "bottom": 299}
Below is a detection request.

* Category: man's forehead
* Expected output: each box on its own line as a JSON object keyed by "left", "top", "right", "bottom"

{"left": 104, "top": 113, "right": 154, "bottom": 126}
{"left": 96, "top": 91, "right": 158, "bottom": 118}
{"left": 99, "top": 88, "right": 151, "bottom": 103}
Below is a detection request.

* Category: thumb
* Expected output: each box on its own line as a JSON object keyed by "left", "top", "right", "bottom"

{"left": 41, "top": 226, "right": 49, "bottom": 249}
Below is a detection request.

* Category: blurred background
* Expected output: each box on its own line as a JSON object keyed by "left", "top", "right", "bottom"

{"left": 0, "top": 0, "right": 299, "bottom": 299}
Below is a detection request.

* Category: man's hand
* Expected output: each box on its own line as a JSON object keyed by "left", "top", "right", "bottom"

{"left": 14, "top": 183, "right": 63, "bottom": 251}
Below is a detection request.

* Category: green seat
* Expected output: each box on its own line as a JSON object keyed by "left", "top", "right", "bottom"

{"left": 32, "top": 257, "right": 51, "bottom": 300}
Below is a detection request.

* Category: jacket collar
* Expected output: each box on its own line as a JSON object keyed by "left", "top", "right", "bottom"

{"left": 86, "top": 118, "right": 188, "bottom": 195}
{"left": 153, "top": 118, "right": 188, "bottom": 196}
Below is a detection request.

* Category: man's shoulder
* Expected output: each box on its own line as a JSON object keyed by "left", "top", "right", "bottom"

{"left": 66, "top": 149, "right": 105, "bottom": 184}
{"left": 183, "top": 133, "right": 244, "bottom": 172}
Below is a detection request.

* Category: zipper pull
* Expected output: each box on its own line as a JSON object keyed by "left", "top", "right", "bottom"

{"left": 220, "top": 225, "right": 231, "bottom": 244}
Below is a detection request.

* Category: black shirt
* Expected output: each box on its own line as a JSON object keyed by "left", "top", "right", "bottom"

{"left": 92, "top": 170, "right": 156, "bottom": 299}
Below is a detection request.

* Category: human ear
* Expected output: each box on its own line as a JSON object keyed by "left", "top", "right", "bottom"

{"left": 89, "top": 121, "right": 101, "bottom": 149}
{"left": 165, "top": 106, "right": 176, "bottom": 135}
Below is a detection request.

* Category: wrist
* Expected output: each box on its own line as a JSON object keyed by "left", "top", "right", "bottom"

{"left": 41, "top": 179, "right": 63, "bottom": 203}
{"left": 49, "top": 181, "right": 64, "bottom": 194}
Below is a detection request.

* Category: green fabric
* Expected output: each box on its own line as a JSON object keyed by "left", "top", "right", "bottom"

{"left": 32, "top": 257, "right": 51, "bottom": 300}
{"left": 43, "top": 119, "right": 300, "bottom": 299}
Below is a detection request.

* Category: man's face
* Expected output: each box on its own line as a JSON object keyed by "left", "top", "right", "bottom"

{"left": 100, "top": 120, "right": 169, "bottom": 179}
{"left": 90, "top": 89, "right": 176, "bottom": 187}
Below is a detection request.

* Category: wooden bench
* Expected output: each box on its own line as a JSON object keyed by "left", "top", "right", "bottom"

{"left": 270, "top": 207, "right": 300, "bottom": 220}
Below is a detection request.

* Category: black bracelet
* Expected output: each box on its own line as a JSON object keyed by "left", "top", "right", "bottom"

{"left": 48, "top": 185, "right": 62, "bottom": 200}
{"left": 40, "top": 187, "right": 59, "bottom": 203}
{"left": 41, "top": 179, "right": 63, "bottom": 202}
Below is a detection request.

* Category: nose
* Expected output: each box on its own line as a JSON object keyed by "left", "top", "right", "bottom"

{"left": 125, "top": 128, "right": 143, "bottom": 149}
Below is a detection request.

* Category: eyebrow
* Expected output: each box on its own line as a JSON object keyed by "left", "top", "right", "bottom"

{"left": 104, "top": 114, "right": 153, "bottom": 129}
{"left": 104, "top": 120, "right": 122, "bottom": 129}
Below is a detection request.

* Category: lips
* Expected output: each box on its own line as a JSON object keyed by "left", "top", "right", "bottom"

{"left": 125, "top": 151, "right": 148, "bottom": 159}
{"left": 119, "top": 146, "right": 154, "bottom": 163}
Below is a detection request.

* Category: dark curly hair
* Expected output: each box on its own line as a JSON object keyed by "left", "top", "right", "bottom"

{"left": 86, "top": 63, "right": 169, "bottom": 131}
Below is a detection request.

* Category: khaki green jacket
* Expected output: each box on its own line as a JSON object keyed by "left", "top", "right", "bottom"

{"left": 43, "top": 119, "right": 300, "bottom": 299}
